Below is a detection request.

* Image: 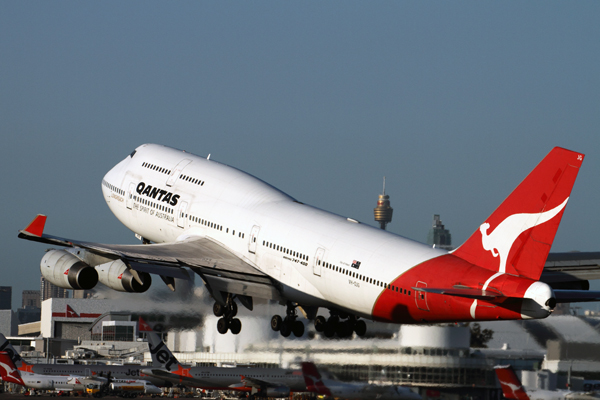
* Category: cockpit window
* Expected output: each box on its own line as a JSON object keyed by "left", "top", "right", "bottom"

{"left": 129, "top": 150, "right": 137, "bottom": 158}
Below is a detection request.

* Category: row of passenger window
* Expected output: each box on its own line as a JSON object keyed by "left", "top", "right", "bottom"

{"left": 142, "top": 162, "right": 171, "bottom": 176}
{"left": 134, "top": 195, "right": 174, "bottom": 214}
{"left": 262, "top": 241, "right": 308, "bottom": 261}
{"left": 180, "top": 174, "right": 204, "bottom": 186}
{"left": 319, "top": 260, "right": 411, "bottom": 296}
{"left": 102, "top": 179, "right": 125, "bottom": 196}
{"left": 186, "top": 213, "right": 245, "bottom": 238}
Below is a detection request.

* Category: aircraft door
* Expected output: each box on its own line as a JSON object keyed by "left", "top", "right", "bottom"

{"left": 126, "top": 183, "right": 135, "bottom": 210}
{"left": 177, "top": 201, "right": 188, "bottom": 228}
{"left": 248, "top": 225, "right": 260, "bottom": 254}
{"left": 415, "top": 281, "right": 430, "bottom": 311}
{"left": 166, "top": 159, "right": 192, "bottom": 187}
{"left": 313, "top": 248, "right": 325, "bottom": 276}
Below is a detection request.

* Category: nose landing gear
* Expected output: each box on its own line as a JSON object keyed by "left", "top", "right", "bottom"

{"left": 271, "top": 302, "right": 305, "bottom": 338}
{"left": 214, "top": 294, "right": 242, "bottom": 335}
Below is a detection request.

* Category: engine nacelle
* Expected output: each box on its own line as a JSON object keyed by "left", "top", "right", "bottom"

{"left": 95, "top": 260, "right": 151, "bottom": 293}
{"left": 264, "top": 386, "right": 291, "bottom": 397}
{"left": 40, "top": 249, "right": 98, "bottom": 290}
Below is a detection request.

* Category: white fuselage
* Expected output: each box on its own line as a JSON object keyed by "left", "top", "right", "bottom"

{"left": 101, "top": 144, "right": 447, "bottom": 319}
{"left": 20, "top": 371, "right": 85, "bottom": 391}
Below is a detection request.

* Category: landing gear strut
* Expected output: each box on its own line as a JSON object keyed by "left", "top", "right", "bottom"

{"left": 271, "top": 302, "right": 305, "bottom": 338}
{"left": 214, "top": 294, "right": 242, "bottom": 335}
{"left": 314, "top": 310, "right": 366, "bottom": 338}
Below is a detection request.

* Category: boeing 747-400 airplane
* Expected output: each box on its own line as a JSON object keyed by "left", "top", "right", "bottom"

{"left": 18, "top": 144, "right": 600, "bottom": 338}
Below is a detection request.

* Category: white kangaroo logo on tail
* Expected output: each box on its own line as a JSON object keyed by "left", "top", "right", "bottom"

{"left": 480, "top": 198, "right": 569, "bottom": 273}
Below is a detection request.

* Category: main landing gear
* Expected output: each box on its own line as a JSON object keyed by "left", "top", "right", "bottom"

{"left": 271, "top": 302, "right": 305, "bottom": 338}
{"left": 314, "top": 310, "right": 367, "bottom": 338}
{"left": 213, "top": 294, "right": 242, "bottom": 335}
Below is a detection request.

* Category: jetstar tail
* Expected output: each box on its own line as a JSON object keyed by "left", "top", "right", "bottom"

{"left": 143, "top": 317, "right": 182, "bottom": 371}
{"left": 452, "top": 147, "right": 584, "bottom": 280}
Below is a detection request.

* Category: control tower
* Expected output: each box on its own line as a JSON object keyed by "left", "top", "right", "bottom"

{"left": 373, "top": 177, "right": 393, "bottom": 230}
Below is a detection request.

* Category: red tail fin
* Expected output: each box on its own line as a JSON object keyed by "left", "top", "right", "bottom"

{"left": 138, "top": 317, "right": 153, "bottom": 332}
{"left": 494, "top": 365, "right": 529, "bottom": 400}
{"left": 452, "top": 148, "right": 583, "bottom": 280}
{"left": 0, "top": 352, "right": 26, "bottom": 386}
{"left": 301, "top": 362, "right": 331, "bottom": 396}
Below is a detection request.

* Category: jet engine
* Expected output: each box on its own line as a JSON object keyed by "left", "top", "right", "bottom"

{"left": 264, "top": 386, "right": 291, "bottom": 397}
{"left": 40, "top": 249, "right": 98, "bottom": 290}
{"left": 95, "top": 260, "right": 151, "bottom": 293}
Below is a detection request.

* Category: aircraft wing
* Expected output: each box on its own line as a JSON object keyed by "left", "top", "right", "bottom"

{"left": 237, "top": 375, "right": 285, "bottom": 389}
{"left": 18, "top": 215, "right": 283, "bottom": 301}
{"left": 140, "top": 368, "right": 216, "bottom": 388}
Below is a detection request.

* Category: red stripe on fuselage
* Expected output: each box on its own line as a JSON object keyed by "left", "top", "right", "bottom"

{"left": 372, "top": 254, "right": 539, "bottom": 323}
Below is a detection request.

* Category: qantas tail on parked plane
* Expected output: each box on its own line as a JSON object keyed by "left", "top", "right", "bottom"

{"left": 494, "top": 366, "right": 530, "bottom": 400}
{"left": 453, "top": 147, "right": 583, "bottom": 280}
{"left": 0, "top": 333, "right": 26, "bottom": 371}
{"left": 0, "top": 351, "right": 26, "bottom": 386}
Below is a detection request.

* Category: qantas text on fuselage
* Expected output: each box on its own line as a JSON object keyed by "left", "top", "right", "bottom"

{"left": 19, "top": 144, "right": 599, "bottom": 338}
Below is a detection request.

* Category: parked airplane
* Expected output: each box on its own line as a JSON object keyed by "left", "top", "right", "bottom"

{"left": 301, "top": 361, "right": 420, "bottom": 400}
{"left": 0, "top": 350, "right": 161, "bottom": 396}
{"left": 140, "top": 317, "right": 306, "bottom": 397}
{"left": 494, "top": 365, "right": 600, "bottom": 400}
{"left": 19, "top": 145, "right": 600, "bottom": 338}
{"left": 0, "top": 333, "right": 169, "bottom": 388}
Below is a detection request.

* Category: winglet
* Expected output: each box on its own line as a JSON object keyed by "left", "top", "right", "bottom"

{"left": 23, "top": 214, "right": 47, "bottom": 237}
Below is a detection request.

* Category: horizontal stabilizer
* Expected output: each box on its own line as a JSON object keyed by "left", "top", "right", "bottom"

{"left": 413, "top": 287, "right": 505, "bottom": 301}
{"left": 554, "top": 289, "right": 600, "bottom": 303}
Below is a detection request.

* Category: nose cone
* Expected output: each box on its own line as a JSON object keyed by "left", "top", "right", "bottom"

{"left": 101, "top": 152, "right": 133, "bottom": 208}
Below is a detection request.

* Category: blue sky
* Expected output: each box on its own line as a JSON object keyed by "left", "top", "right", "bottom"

{"left": 1, "top": 2, "right": 599, "bottom": 308}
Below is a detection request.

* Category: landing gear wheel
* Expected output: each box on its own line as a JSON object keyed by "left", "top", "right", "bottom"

{"left": 354, "top": 319, "right": 367, "bottom": 337}
{"left": 314, "top": 316, "right": 326, "bottom": 332}
{"left": 292, "top": 320, "right": 305, "bottom": 337}
{"left": 271, "top": 315, "right": 283, "bottom": 331}
{"left": 229, "top": 318, "right": 242, "bottom": 335}
{"left": 229, "top": 301, "right": 238, "bottom": 317}
{"left": 217, "top": 317, "right": 229, "bottom": 334}
{"left": 324, "top": 320, "right": 336, "bottom": 338}
{"left": 337, "top": 320, "right": 353, "bottom": 338}
{"left": 213, "top": 302, "right": 225, "bottom": 317}
{"left": 280, "top": 321, "right": 292, "bottom": 337}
